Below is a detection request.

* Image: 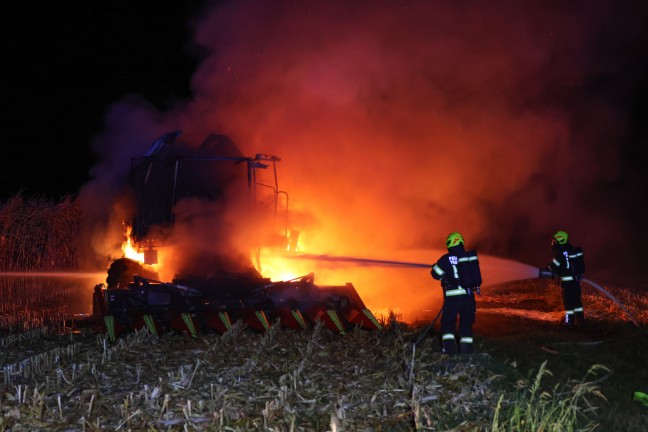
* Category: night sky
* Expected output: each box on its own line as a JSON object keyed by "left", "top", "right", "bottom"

{"left": 1, "top": 1, "right": 207, "bottom": 198}
{"left": 2, "top": 1, "right": 648, "bottom": 286}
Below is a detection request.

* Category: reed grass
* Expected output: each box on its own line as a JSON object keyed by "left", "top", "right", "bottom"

{"left": 492, "top": 361, "right": 609, "bottom": 431}
{"left": 0, "top": 194, "right": 81, "bottom": 271}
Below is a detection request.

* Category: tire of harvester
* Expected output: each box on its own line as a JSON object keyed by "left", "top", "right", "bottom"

{"left": 106, "top": 257, "right": 158, "bottom": 288}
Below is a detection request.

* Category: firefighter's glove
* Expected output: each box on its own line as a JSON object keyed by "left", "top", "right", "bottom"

{"left": 635, "top": 391, "right": 648, "bottom": 408}
{"left": 465, "top": 287, "right": 480, "bottom": 296}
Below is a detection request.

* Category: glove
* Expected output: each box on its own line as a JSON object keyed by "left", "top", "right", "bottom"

{"left": 466, "top": 287, "right": 481, "bottom": 296}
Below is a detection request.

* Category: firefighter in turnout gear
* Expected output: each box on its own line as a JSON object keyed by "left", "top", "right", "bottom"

{"left": 431, "top": 232, "right": 482, "bottom": 354}
{"left": 549, "top": 230, "right": 586, "bottom": 326}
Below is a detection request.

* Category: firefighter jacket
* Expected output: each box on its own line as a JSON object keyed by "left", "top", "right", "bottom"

{"left": 431, "top": 244, "right": 480, "bottom": 297}
{"left": 549, "top": 242, "right": 584, "bottom": 283}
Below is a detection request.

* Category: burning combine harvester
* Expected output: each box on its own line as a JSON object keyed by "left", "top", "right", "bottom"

{"left": 92, "top": 131, "right": 381, "bottom": 341}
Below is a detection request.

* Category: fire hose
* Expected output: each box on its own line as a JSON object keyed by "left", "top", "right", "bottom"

{"left": 538, "top": 269, "right": 641, "bottom": 329}
{"left": 414, "top": 304, "right": 443, "bottom": 346}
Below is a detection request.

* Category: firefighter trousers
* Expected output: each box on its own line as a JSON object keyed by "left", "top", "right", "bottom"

{"left": 440, "top": 293, "right": 476, "bottom": 354}
{"left": 561, "top": 280, "right": 584, "bottom": 324}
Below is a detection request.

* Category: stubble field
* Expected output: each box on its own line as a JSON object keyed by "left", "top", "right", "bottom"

{"left": 1, "top": 277, "right": 648, "bottom": 431}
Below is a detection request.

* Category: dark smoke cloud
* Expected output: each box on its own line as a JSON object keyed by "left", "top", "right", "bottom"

{"left": 79, "top": 0, "right": 648, "bottom": 302}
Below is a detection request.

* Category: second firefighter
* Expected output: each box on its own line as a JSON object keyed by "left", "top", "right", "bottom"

{"left": 548, "top": 230, "right": 586, "bottom": 326}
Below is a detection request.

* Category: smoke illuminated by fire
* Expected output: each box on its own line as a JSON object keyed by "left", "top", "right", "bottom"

{"left": 79, "top": 0, "right": 645, "bottom": 321}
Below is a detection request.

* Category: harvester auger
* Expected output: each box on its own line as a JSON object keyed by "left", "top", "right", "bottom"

{"left": 92, "top": 131, "right": 381, "bottom": 340}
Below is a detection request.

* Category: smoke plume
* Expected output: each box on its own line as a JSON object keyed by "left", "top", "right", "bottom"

{"left": 79, "top": 0, "right": 647, "bottom": 320}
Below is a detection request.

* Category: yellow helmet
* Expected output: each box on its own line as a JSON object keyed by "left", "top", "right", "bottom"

{"left": 446, "top": 232, "right": 464, "bottom": 248}
{"left": 553, "top": 230, "right": 568, "bottom": 245}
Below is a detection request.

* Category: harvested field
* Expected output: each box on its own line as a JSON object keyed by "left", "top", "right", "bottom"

{"left": 2, "top": 321, "right": 507, "bottom": 431}
{"left": 1, "top": 277, "right": 647, "bottom": 431}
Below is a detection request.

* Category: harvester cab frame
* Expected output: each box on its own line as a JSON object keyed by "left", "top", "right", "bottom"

{"left": 128, "top": 131, "right": 290, "bottom": 265}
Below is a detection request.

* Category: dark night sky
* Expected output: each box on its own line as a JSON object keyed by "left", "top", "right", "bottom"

{"left": 1, "top": 1, "right": 208, "bottom": 198}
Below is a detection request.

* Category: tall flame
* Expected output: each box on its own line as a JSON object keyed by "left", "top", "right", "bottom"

{"left": 121, "top": 225, "right": 144, "bottom": 263}
{"left": 119, "top": 224, "right": 165, "bottom": 278}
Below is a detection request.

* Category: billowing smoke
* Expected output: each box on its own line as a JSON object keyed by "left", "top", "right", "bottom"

{"left": 79, "top": 0, "right": 646, "bottom": 320}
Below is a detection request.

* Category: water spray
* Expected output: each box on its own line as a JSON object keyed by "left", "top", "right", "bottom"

{"left": 0, "top": 272, "right": 106, "bottom": 279}
{"left": 289, "top": 252, "right": 539, "bottom": 286}
{"left": 288, "top": 253, "right": 431, "bottom": 269}
{"left": 538, "top": 269, "right": 641, "bottom": 328}
{"left": 292, "top": 253, "right": 642, "bottom": 328}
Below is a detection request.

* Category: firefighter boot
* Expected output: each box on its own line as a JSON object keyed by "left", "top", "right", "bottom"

{"left": 563, "top": 311, "right": 575, "bottom": 327}
{"left": 441, "top": 334, "right": 458, "bottom": 355}
{"left": 459, "top": 337, "right": 474, "bottom": 354}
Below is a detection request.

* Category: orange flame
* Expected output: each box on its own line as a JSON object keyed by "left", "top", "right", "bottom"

{"left": 253, "top": 230, "right": 307, "bottom": 281}
{"left": 119, "top": 224, "right": 166, "bottom": 277}
{"left": 121, "top": 225, "right": 144, "bottom": 262}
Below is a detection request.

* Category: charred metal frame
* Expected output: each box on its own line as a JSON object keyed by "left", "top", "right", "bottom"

{"left": 129, "top": 133, "right": 289, "bottom": 252}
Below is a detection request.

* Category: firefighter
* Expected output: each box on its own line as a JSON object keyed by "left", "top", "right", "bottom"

{"left": 431, "top": 232, "right": 482, "bottom": 354}
{"left": 548, "top": 230, "right": 585, "bottom": 326}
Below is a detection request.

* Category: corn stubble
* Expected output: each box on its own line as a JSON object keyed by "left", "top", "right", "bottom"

{"left": 0, "top": 314, "right": 614, "bottom": 432}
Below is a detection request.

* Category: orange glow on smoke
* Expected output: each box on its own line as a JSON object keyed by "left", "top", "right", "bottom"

{"left": 80, "top": 0, "right": 639, "bottom": 325}
{"left": 251, "top": 221, "right": 441, "bottom": 323}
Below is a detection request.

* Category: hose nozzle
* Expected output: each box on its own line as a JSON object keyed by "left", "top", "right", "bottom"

{"left": 538, "top": 268, "right": 556, "bottom": 279}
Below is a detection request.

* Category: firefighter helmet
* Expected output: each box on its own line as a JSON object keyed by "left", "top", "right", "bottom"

{"left": 553, "top": 230, "right": 568, "bottom": 245}
{"left": 446, "top": 232, "right": 464, "bottom": 248}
